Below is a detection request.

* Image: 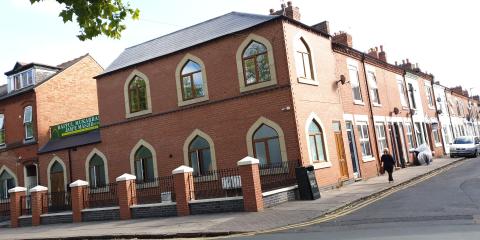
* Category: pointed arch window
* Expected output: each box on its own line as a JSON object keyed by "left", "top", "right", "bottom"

{"left": 308, "top": 121, "right": 326, "bottom": 162}
{"left": 181, "top": 60, "right": 205, "bottom": 100}
{"left": 295, "top": 38, "right": 313, "bottom": 80}
{"left": 0, "top": 170, "right": 15, "bottom": 199}
{"left": 253, "top": 124, "right": 281, "bottom": 165}
{"left": 188, "top": 136, "right": 212, "bottom": 176}
{"left": 88, "top": 154, "right": 106, "bottom": 188}
{"left": 134, "top": 146, "right": 155, "bottom": 182}
{"left": 128, "top": 76, "right": 148, "bottom": 113}
{"left": 242, "top": 41, "right": 272, "bottom": 85}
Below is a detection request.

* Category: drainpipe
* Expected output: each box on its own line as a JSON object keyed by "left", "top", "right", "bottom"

{"left": 430, "top": 79, "right": 446, "bottom": 154}
{"left": 67, "top": 148, "right": 73, "bottom": 189}
{"left": 445, "top": 89, "right": 456, "bottom": 140}
{"left": 360, "top": 54, "right": 381, "bottom": 172}
{"left": 402, "top": 71, "right": 419, "bottom": 149}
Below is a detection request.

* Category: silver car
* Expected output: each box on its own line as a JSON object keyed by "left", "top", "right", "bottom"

{"left": 450, "top": 136, "right": 480, "bottom": 158}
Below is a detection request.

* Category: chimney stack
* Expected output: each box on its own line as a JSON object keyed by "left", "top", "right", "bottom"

{"left": 311, "top": 21, "right": 330, "bottom": 35}
{"left": 269, "top": 1, "right": 301, "bottom": 21}
{"left": 367, "top": 47, "right": 379, "bottom": 59}
{"left": 378, "top": 45, "right": 387, "bottom": 62}
{"left": 332, "top": 31, "right": 353, "bottom": 47}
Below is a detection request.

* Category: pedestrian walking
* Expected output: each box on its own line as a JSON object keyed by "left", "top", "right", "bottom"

{"left": 381, "top": 148, "right": 395, "bottom": 183}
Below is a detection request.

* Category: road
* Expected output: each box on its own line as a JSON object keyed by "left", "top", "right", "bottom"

{"left": 232, "top": 157, "right": 480, "bottom": 240}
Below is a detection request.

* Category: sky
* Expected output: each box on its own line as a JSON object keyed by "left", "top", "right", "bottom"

{"left": 0, "top": 0, "right": 478, "bottom": 95}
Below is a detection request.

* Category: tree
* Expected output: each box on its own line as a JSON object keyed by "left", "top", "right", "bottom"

{"left": 30, "top": 0, "right": 140, "bottom": 41}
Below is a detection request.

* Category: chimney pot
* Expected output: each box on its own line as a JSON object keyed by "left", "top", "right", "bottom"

{"left": 281, "top": 3, "right": 286, "bottom": 8}
{"left": 395, "top": 61, "right": 398, "bottom": 65}
{"left": 287, "top": 1, "right": 292, "bottom": 7}
{"left": 269, "top": 9, "right": 274, "bottom": 14}
{"left": 380, "top": 45, "right": 384, "bottom": 51}
{"left": 375, "top": 46, "right": 378, "bottom": 52}
{"left": 406, "top": 58, "right": 410, "bottom": 63}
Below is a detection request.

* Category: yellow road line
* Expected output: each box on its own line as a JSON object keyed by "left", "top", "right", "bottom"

{"left": 208, "top": 159, "right": 466, "bottom": 239}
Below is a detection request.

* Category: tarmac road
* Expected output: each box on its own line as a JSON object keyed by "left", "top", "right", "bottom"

{"left": 233, "top": 157, "right": 480, "bottom": 240}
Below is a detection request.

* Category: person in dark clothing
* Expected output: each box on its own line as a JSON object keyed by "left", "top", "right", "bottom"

{"left": 381, "top": 148, "right": 395, "bottom": 183}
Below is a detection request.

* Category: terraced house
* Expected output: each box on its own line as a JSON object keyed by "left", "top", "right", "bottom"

{"left": 1, "top": 1, "right": 480, "bottom": 228}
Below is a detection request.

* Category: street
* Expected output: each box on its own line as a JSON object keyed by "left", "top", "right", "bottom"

{"left": 232, "top": 157, "right": 480, "bottom": 240}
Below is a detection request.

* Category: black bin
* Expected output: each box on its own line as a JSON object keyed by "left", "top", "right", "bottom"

{"left": 295, "top": 165, "right": 320, "bottom": 200}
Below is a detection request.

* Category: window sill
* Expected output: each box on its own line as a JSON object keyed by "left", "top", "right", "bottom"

{"left": 126, "top": 109, "right": 152, "bottom": 119}
{"left": 178, "top": 96, "right": 209, "bottom": 107}
{"left": 428, "top": 106, "right": 436, "bottom": 110}
{"left": 297, "top": 77, "right": 319, "bottom": 86}
{"left": 23, "top": 138, "right": 36, "bottom": 144}
{"left": 0, "top": 144, "right": 5, "bottom": 149}
{"left": 402, "top": 106, "right": 409, "bottom": 110}
{"left": 435, "top": 143, "right": 443, "bottom": 147}
{"left": 353, "top": 101, "right": 365, "bottom": 106}
{"left": 362, "top": 156, "right": 376, "bottom": 162}
{"left": 372, "top": 103, "right": 382, "bottom": 107}
{"left": 240, "top": 80, "right": 277, "bottom": 93}
{"left": 313, "top": 161, "right": 332, "bottom": 169}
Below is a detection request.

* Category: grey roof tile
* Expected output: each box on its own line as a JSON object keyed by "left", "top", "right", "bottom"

{"left": 102, "top": 12, "right": 279, "bottom": 75}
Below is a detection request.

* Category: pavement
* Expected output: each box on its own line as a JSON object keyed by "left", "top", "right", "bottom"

{"left": 0, "top": 156, "right": 466, "bottom": 240}
{"left": 233, "top": 156, "right": 480, "bottom": 239}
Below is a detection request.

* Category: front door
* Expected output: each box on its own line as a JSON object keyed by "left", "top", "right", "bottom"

{"left": 346, "top": 121, "right": 360, "bottom": 178}
{"left": 333, "top": 121, "right": 349, "bottom": 179}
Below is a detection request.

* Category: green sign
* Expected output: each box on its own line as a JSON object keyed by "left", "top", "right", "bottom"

{"left": 50, "top": 115, "right": 100, "bottom": 140}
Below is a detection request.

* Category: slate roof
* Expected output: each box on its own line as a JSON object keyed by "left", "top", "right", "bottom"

{"left": 101, "top": 12, "right": 280, "bottom": 76}
{"left": 38, "top": 130, "right": 101, "bottom": 154}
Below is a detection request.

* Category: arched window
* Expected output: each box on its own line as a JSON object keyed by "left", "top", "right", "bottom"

{"left": 253, "top": 124, "right": 281, "bottom": 165}
{"left": 295, "top": 38, "right": 313, "bottom": 80}
{"left": 181, "top": 60, "right": 205, "bottom": 100}
{"left": 0, "top": 170, "right": 15, "bottom": 199}
{"left": 128, "top": 76, "right": 148, "bottom": 113}
{"left": 88, "top": 154, "right": 106, "bottom": 188}
{"left": 23, "top": 106, "right": 33, "bottom": 140}
{"left": 242, "top": 41, "right": 272, "bottom": 86}
{"left": 188, "top": 136, "right": 212, "bottom": 176}
{"left": 134, "top": 146, "right": 155, "bottom": 182}
{"left": 308, "top": 121, "right": 326, "bottom": 162}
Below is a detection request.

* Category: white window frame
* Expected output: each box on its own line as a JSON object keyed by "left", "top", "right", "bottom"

{"left": 357, "top": 122, "right": 374, "bottom": 161}
{"left": 0, "top": 114, "right": 5, "bottom": 146}
{"left": 367, "top": 71, "right": 381, "bottom": 106}
{"left": 375, "top": 123, "right": 388, "bottom": 154}
{"left": 396, "top": 77, "right": 408, "bottom": 107}
{"left": 406, "top": 123, "right": 415, "bottom": 150}
{"left": 348, "top": 64, "right": 363, "bottom": 104}
{"left": 432, "top": 125, "right": 442, "bottom": 146}
{"left": 425, "top": 85, "right": 435, "bottom": 109}
{"left": 23, "top": 106, "right": 33, "bottom": 141}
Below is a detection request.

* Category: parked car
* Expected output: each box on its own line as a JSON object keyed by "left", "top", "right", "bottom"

{"left": 450, "top": 136, "right": 480, "bottom": 158}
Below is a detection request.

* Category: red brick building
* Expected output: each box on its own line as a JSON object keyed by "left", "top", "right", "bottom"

{"left": 0, "top": 55, "right": 102, "bottom": 197}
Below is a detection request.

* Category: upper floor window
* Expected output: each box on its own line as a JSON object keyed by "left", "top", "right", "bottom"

{"left": 188, "top": 136, "right": 213, "bottom": 176}
{"left": 128, "top": 76, "right": 148, "bottom": 113}
{"left": 23, "top": 106, "right": 33, "bottom": 140}
{"left": 408, "top": 83, "right": 417, "bottom": 109}
{"left": 308, "top": 120, "right": 326, "bottom": 162}
{"left": 425, "top": 86, "right": 434, "bottom": 108}
{"left": 367, "top": 71, "right": 380, "bottom": 105}
{"left": 11, "top": 70, "right": 34, "bottom": 91}
{"left": 0, "top": 114, "right": 5, "bottom": 146}
{"left": 253, "top": 124, "right": 281, "bottom": 165}
{"left": 181, "top": 60, "right": 205, "bottom": 100}
{"left": 348, "top": 65, "right": 363, "bottom": 102}
{"left": 242, "top": 41, "right": 272, "bottom": 86}
{"left": 295, "top": 38, "right": 313, "bottom": 80}
{"left": 397, "top": 79, "right": 408, "bottom": 107}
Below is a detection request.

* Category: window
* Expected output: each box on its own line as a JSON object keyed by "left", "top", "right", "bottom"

{"left": 397, "top": 79, "right": 408, "bottom": 107}
{"left": 11, "top": 70, "right": 34, "bottom": 91}
{"left": 375, "top": 123, "right": 388, "bottom": 154}
{"left": 134, "top": 146, "right": 155, "bottom": 183}
{"left": 0, "top": 114, "right": 5, "bottom": 146}
{"left": 408, "top": 83, "right": 417, "bottom": 109}
{"left": 128, "top": 76, "right": 148, "bottom": 113}
{"left": 367, "top": 71, "right": 380, "bottom": 104}
{"left": 349, "top": 65, "right": 363, "bottom": 102}
{"left": 432, "top": 124, "right": 441, "bottom": 145}
{"left": 242, "top": 41, "right": 271, "bottom": 86}
{"left": 308, "top": 121, "right": 326, "bottom": 162}
{"left": 14, "top": 75, "right": 21, "bottom": 90}
{"left": 415, "top": 122, "right": 425, "bottom": 145}
{"left": 88, "top": 154, "right": 106, "bottom": 188}
{"left": 23, "top": 106, "right": 33, "bottom": 140}
{"left": 253, "top": 124, "right": 282, "bottom": 165}
{"left": 443, "top": 126, "right": 451, "bottom": 144}
{"left": 188, "top": 136, "right": 213, "bottom": 176}
{"left": 406, "top": 123, "right": 415, "bottom": 149}
{"left": 0, "top": 170, "right": 15, "bottom": 199}
{"left": 295, "top": 38, "right": 313, "bottom": 80}
{"left": 425, "top": 86, "right": 434, "bottom": 108}
{"left": 357, "top": 122, "right": 373, "bottom": 158}
{"left": 181, "top": 60, "right": 205, "bottom": 100}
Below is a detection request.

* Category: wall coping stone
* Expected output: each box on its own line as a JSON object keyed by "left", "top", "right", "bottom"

{"left": 41, "top": 211, "right": 72, "bottom": 217}
{"left": 29, "top": 185, "right": 48, "bottom": 192}
{"left": 8, "top": 186, "right": 26, "bottom": 193}
{"left": 189, "top": 196, "right": 244, "bottom": 204}
{"left": 69, "top": 180, "right": 89, "bottom": 187}
{"left": 116, "top": 173, "right": 136, "bottom": 182}
{"left": 81, "top": 206, "right": 120, "bottom": 212}
{"left": 262, "top": 185, "right": 298, "bottom": 197}
{"left": 172, "top": 165, "right": 194, "bottom": 175}
{"left": 130, "top": 202, "right": 177, "bottom": 209}
{"left": 237, "top": 156, "right": 260, "bottom": 166}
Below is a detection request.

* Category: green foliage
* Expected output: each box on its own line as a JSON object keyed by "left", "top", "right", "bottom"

{"left": 30, "top": 0, "right": 140, "bottom": 41}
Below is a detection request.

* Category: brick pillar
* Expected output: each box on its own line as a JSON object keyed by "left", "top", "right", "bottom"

{"left": 116, "top": 173, "right": 137, "bottom": 220}
{"left": 30, "top": 185, "right": 48, "bottom": 226}
{"left": 9, "top": 187, "right": 26, "bottom": 228}
{"left": 238, "top": 157, "right": 264, "bottom": 212}
{"left": 172, "top": 166, "right": 194, "bottom": 216}
{"left": 69, "top": 180, "right": 88, "bottom": 223}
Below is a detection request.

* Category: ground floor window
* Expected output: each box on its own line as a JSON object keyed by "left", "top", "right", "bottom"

{"left": 253, "top": 124, "right": 282, "bottom": 165}
{"left": 415, "top": 123, "right": 425, "bottom": 145}
{"left": 443, "top": 126, "right": 451, "bottom": 145}
{"left": 432, "top": 124, "right": 441, "bottom": 145}
{"left": 134, "top": 146, "right": 155, "bottom": 182}
{"left": 89, "top": 154, "right": 106, "bottom": 188}
{"left": 406, "top": 123, "right": 415, "bottom": 149}
{"left": 188, "top": 136, "right": 213, "bottom": 176}
{"left": 357, "top": 122, "right": 373, "bottom": 158}
{"left": 0, "top": 170, "right": 15, "bottom": 199}
{"left": 375, "top": 123, "right": 388, "bottom": 154}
